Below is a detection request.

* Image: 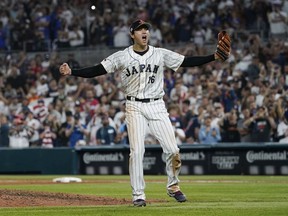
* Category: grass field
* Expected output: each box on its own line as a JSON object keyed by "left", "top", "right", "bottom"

{"left": 0, "top": 175, "right": 287, "bottom": 216}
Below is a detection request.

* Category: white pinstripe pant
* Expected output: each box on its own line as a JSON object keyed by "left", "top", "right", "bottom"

{"left": 125, "top": 99, "right": 181, "bottom": 201}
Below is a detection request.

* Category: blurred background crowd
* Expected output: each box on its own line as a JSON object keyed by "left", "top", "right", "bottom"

{"left": 1, "top": 0, "right": 288, "bottom": 148}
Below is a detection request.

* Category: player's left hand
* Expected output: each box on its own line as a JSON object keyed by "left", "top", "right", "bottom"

{"left": 215, "top": 31, "right": 231, "bottom": 61}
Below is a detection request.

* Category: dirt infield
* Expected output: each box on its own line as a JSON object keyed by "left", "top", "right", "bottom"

{"left": 0, "top": 179, "right": 165, "bottom": 207}
{"left": 0, "top": 189, "right": 131, "bottom": 207}
{"left": 0, "top": 179, "right": 133, "bottom": 207}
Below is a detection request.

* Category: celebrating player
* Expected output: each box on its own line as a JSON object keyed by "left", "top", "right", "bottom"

{"left": 59, "top": 19, "right": 231, "bottom": 207}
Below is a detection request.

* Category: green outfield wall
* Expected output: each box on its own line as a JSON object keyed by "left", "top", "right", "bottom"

{"left": 0, "top": 148, "right": 78, "bottom": 174}
{"left": 0, "top": 144, "right": 287, "bottom": 175}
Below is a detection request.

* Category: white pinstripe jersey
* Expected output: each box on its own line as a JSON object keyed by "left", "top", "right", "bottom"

{"left": 101, "top": 45, "right": 185, "bottom": 99}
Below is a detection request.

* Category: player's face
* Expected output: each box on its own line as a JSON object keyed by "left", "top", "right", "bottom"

{"left": 131, "top": 27, "right": 150, "bottom": 49}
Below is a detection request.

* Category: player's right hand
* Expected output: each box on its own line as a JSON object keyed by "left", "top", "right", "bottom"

{"left": 59, "top": 63, "right": 72, "bottom": 76}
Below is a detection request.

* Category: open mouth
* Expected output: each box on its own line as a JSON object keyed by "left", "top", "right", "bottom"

{"left": 142, "top": 35, "right": 147, "bottom": 41}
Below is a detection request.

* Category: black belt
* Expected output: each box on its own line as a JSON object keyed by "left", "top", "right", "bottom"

{"left": 126, "top": 96, "right": 160, "bottom": 103}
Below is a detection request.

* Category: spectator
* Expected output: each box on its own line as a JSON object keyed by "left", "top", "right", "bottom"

{"left": 170, "top": 78, "right": 188, "bottom": 104}
{"left": 55, "top": 18, "right": 70, "bottom": 48}
{"left": 220, "top": 82, "right": 238, "bottom": 112}
{"left": 68, "top": 24, "right": 85, "bottom": 47}
{"left": 164, "top": 69, "right": 176, "bottom": 98}
{"left": 170, "top": 117, "right": 186, "bottom": 145}
{"left": 39, "top": 120, "right": 56, "bottom": 148}
{"left": 24, "top": 68, "right": 37, "bottom": 92}
{"left": 118, "top": 114, "right": 129, "bottom": 145}
{"left": 244, "top": 106, "right": 277, "bottom": 142}
{"left": 36, "top": 75, "right": 49, "bottom": 97}
{"left": 27, "top": 87, "right": 40, "bottom": 104}
{"left": 267, "top": 2, "right": 287, "bottom": 40}
{"left": 180, "top": 99, "right": 194, "bottom": 129}
{"left": 275, "top": 96, "right": 288, "bottom": 141}
{"left": 33, "top": 6, "right": 51, "bottom": 41}
{"left": 8, "top": 95, "right": 22, "bottom": 117}
{"left": 185, "top": 114, "right": 201, "bottom": 144}
{"left": 74, "top": 100, "right": 86, "bottom": 125}
{"left": 27, "top": 58, "right": 43, "bottom": 75}
{"left": 6, "top": 64, "right": 23, "bottom": 90}
{"left": 0, "top": 114, "right": 9, "bottom": 147}
{"left": 83, "top": 88, "right": 99, "bottom": 119}
{"left": 276, "top": 113, "right": 288, "bottom": 141}
{"left": 96, "top": 114, "right": 119, "bottom": 145}
{"left": 198, "top": 115, "right": 221, "bottom": 144}
{"left": 89, "top": 17, "right": 109, "bottom": 46}
{"left": 167, "top": 103, "right": 183, "bottom": 128}
{"left": 31, "top": 99, "right": 49, "bottom": 123}
{"left": 65, "top": 113, "right": 89, "bottom": 148}
{"left": 279, "top": 128, "right": 288, "bottom": 143}
{"left": 255, "top": 85, "right": 268, "bottom": 107}
{"left": 86, "top": 109, "right": 117, "bottom": 145}
{"left": 48, "top": 79, "right": 59, "bottom": 99}
{"left": 185, "top": 105, "right": 209, "bottom": 144}
{"left": 192, "top": 25, "right": 206, "bottom": 47}
{"left": 174, "top": 14, "right": 191, "bottom": 43}
{"left": 0, "top": 92, "right": 9, "bottom": 116}
{"left": 210, "top": 103, "right": 225, "bottom": 129}
{"left": 113, "top": 101, "right": 126, "bottom": 130}
{"left": 237, "top": 108, "right": 252, "bottom": 142}
{"left": 0, "top": 21, "right": 8, "bottom": 50}
{"left": 182, "top": 67, "right": 197, "bottom": 87}
{"left": 41, "top": 53, "right": 50, "bottom": 72}
{"left": 9, "top": 115, "right": 33, "bottom": 148}
{"left": 59, "top": 3, "right": 74, "bottom": 26}
{"left": 56, "top": 110, "right": 72, "bottom": 147}
{"left": 26, "top": 110, "right": 41, "bottom": 147}
{"left": 149, "top": 21, "right": 162, "bottom": 47}
{"left": 218, "top": 109, "right": 241, "bottom": 143}
{"left": 113, "top": 19, "right": 130, "bottom": 47}
{"left": 137, "top": 7, "right": 149, "bottom": 21}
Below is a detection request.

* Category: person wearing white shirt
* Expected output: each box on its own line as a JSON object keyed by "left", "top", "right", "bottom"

{"left": 113, "top": 20, "right": 130, "bottom": 47}
{"left": 170, "top": 117, "right": 186, "bottom": 145}
{"left": 149, "top": 23, "right": 162, "bottom": 47}
{"left": 279, "top": 128, "right": 288, "bottom": 143}
{"left": 68, "top": 24, "right": 84, "bottom": 47}
{"left": 267, "top": 3, "right": 288, "bottom": 39}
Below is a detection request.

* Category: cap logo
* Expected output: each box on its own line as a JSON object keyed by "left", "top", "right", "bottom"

{"left": 130, "top": 19, "right": 151, "bottom": 33}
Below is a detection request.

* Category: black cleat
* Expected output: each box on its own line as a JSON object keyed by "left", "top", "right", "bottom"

{"left": 167, "top": 190, "right": 187, "bottom": 202}
{"left": 133, "top": 199, "right": 146, "bottom": 207}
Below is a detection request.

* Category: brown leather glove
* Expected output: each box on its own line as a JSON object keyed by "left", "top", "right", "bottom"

{"left": 215, "top": 31, "right": 231, "bottom": 61}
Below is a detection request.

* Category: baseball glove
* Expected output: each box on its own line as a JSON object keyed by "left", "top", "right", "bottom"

{"left": 215, "top": 31, "right": 231, "bottom": 61}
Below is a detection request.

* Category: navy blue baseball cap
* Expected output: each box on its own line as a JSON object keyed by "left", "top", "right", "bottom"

{"left": 130, "top": 19, "right": 151, "bottom": 33}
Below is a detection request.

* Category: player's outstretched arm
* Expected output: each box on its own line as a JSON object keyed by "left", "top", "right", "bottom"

{"left": 180, "top": 31, "right": 231, "bottom": 67}
{"left": 59, "top": 63, "right": 107, "bottom": 78}
{"left": 180, "top": 54, "right": 215, "bottom": 67}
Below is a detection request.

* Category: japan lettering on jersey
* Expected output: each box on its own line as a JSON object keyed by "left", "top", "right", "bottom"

{"left": 101, "top": 45, "right": 185, "bottom": 99}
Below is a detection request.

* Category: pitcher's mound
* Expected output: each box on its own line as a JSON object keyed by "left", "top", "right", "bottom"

{"left": 0, "top": 189, "right": 130, "bottom": 207}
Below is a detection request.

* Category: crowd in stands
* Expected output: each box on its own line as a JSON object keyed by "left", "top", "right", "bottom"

{"left": 1, "top": 0, "right": 288, "bottom": 148}
{"left": 0, "top": 0, "right": 287, "bottom": 50}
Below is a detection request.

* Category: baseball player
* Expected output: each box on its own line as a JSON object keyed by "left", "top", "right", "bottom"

{"left": 59, "top": 19, "right": 231, "bottom": 207}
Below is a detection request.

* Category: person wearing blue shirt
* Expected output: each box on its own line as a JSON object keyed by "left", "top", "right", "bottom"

{"left": 65, "top": 114, "right": 89, "bottom": 147}
{"left": 198, "top": 115, "right": 221, "bottom": 144}
{"left": 96, "top": 114, "right": 119, "bottom": 145}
